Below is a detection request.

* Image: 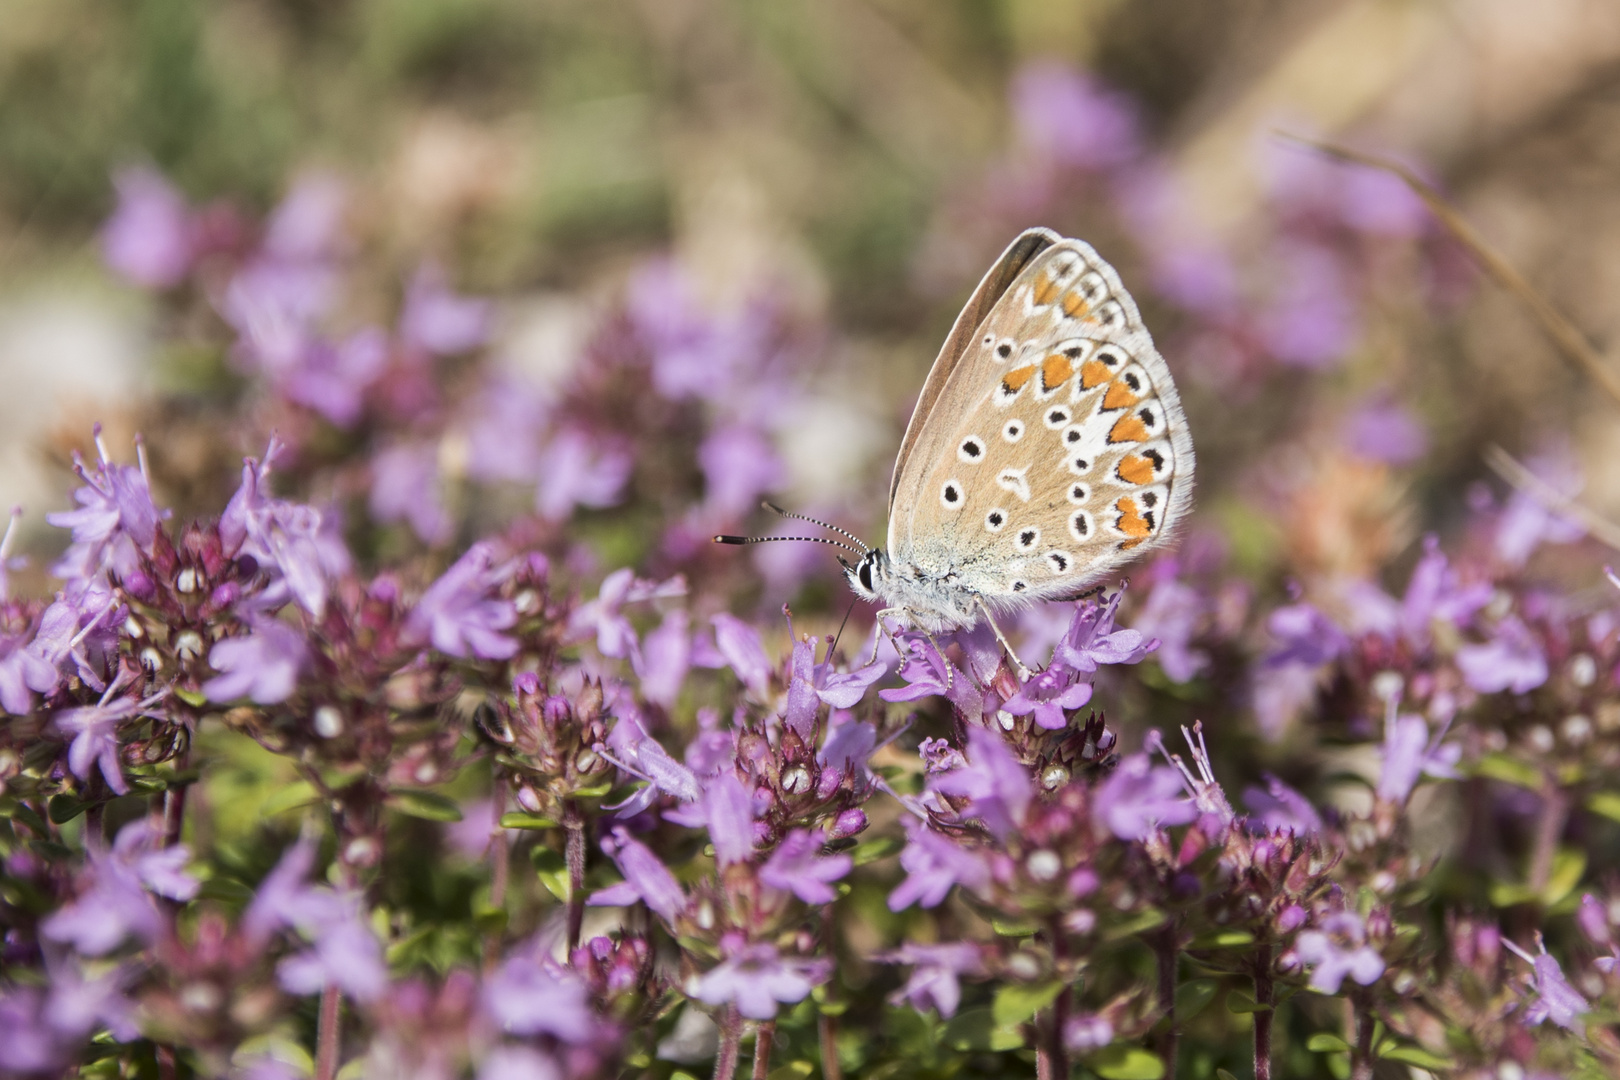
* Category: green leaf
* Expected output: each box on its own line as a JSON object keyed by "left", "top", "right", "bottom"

{"left": 173, "top": 687, "right": 210, "bottom": 708}
{"left": 532, "top": 846, "right": 570, "bottom": 900}
{"left": 1543, "top": 847, "right": 1587, "bottom": 906}
{"left": 1216, "top": 1071, "right": 1241, "bottom": 1080}
{"left": 1306, "top": 1032, "right": 1351, "bottom": 1053}
{"left": 1378, "top": 1043, "right": 1453, "bottom": 1069}
{"left": 850, "top": 837, "right": 902, "bottom": 866}
{"left": 1088, "top": 1045, "right": 1165, "bottom": 1080}
{"left": 941, "top": 1008, "right": 1023, "bottom": 1052}
{"left": 570, "top": 781, "right": 613, "bottom": 799}
{"left": 474, "top": 907, "right": 508, "bottom": 936}
{"left": 499, "top": 811, "right": 558, "bottom": 830}
{"left": 1190, "top": 929, "right": 1254, "bottom": 949}
{"left": 1176, "top": 979, "right": 1218, "bottom": 1022}
{"left": 1102, "top": 907, "right": 1167, "bottom": 941}
{"left": 1473, "top": 753, "right": 1542, "bottom": 791}
{"left": 260, "top": 781, "right": 320, "bottom": 817}
{"left": 1586, "top": 790, "right": 1620, "bottom": 823}
{"left": 9, "top": 801, "right": 47, "bottom": 836}
{"left": 195, "top": 877, "right": 254, "bottom": 904}
{"left": 990, "top": 917, "right": 1038, "bottom": 937}
{"left": 991, "top": 980, "right": 1063, "bottom": 1027}
{"left": 1489, "top": 880, "right": 1537, "bottom": 908}
{"left": 47, "top": 793, "right": 84, "bottom": 824}
{"left": 766, "top": 1064, "right": 813, "bottom": 1080}
{"left": 1226, "top": 991, "right": 1272, "bottom": 1014}
{"left": 387, "top": 789, "right": 463, "bottom": 822}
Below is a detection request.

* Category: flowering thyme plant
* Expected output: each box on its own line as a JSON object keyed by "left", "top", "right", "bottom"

{"left": 5, "top": 61, "right": 1620, "bottom": 1080}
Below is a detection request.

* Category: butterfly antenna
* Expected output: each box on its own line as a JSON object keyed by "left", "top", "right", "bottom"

{"left": 713, "top": 533, "right": 863, "bottom": 556}
{"left": 761, "top": 501, "right": 869, "bottom": 553}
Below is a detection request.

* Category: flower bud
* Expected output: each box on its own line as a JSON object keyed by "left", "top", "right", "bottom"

{"left": 828, "top": 809, "right": 867, "bottom": 840}
{"left": 516, "top": 786, "right": 544, "bottom": 813}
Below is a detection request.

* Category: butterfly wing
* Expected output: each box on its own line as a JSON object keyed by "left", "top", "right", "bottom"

{"left": 887, "top": 236, "right": 1194, "bottom": 607}
{"left": 889, "top": 228, "right": 1062, "bottom": 508}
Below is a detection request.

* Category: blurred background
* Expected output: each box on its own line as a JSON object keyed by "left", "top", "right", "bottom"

{"left": 5, "top": 0, "right": 1620, "bottom": 616}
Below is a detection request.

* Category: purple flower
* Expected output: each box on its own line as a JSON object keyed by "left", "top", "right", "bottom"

{"left": 1134, "top": 573, "right": 1207, "bottom": 682}
{"left": 403, "top": 542, "right": 519, "bottom": 660}
{"left": 463, "top": 376, "right": 551, "bottom": 483}
{"left": 1264, "top": 603, "right": 1349, "bottom": 667}
{"left": 1491, "top": 452, "right": 1585, "bottom": 567}
{"left": 603, "top": 712, "right": 701, "bottom": 807}
{"left": 1505, "top": 936, "right": 1587, "bottom": 1034}
{"left": 884, "top": 942, "right": 982, "bottom": 1018}
{"left": 535, "top": 429, "right": 632, "bottom": 521}
{"left": 626, "top": 259, "right": 768, "bottom": 402}
{"left": 1002, "top": 665, "right": 1093, "bottom": 731}
{"left": 243, "top": 837, "right": 336, "bottom": 947}
{"left": 710, "top": 613, "right": 772, "bottom": 697}
{"left": 54, "top": 681, "right": 170, "bottom": 796}
{"left": 1056, "top": 590, "right": 1157, "bottom": 673}
{"left": 570, "top": 568, "right": 686, "bottom": 663}
{"left": 42, "top": 820, "right": 196, "bottom": 955}
{"left": 930, "top": 727, "right": 1033, "bottom": 840}
{"left": 1343, "top": 396, "right": 1427, "bottom": 464}
{"left": 703, "top": 771, "right": 756, "bottom": 868}
{"left": 887, "top": 819, "right": 993, "bottom": 911}
{"left": 203, "top": 617, "right": 308, "bottom": 704}
{"left": 1010, "top": 63, "right": 1140, "bottom": 170}
{"left": 1376, "top": 708, "right": 1460, "bottom": 805}
{"left": 879, "top": 635, "right": 977, "bottom": 717}
{"left": 276, "top": 895, "right": 389, "bottom": 1004}
{"left": 1094, "top": 752, "right": 1197, "bottom": 842}
{"left": 281, "top": 328, "right": 389, "bottom": 427}
{"left": 634, "top": 608, "right": 691, "bottom": 708}
{"left": 1158, "top": 724, "right": 1235, "bottom": 824}
{"left": 370, "top": 442, "right": 453, "bottom": 545}
{"left": 1294, "top": 911, "right": 1385, "bottom": 994}
{"left": 1400, "top": 536, "right": 1490, "bottom": 644}
{"left": 783, "top": 621, "right": 886, "bottom": 739}
{"left": 399, "top": 262, "right": 491, "bottom": 356}
{"left": 1243, "top": 775, "right": 1323, "bottom": 834}
{"left": 1455, "top": 615, "right": 1549, "bottom": 695}
{"left": 817, "top": 712, "right": 877, "bottom": 789}
{"left": 1260, "top": 243, "right": 1357, "bottom": 369}
{"left": 477, "top": 1046, "right": 562, "bottom": 1080}
{"left": 102, "top": 166, "right": 195, "bottom": 288}
{"left": 760, "top": 829, "right": 851, "bottom": 903}
{"left": 686, "top": 936, "right": 830, "bottom": 1020}
{"left": 47, "top": 432, "right": 165, "bottom": 581}
{"left": 481, "top": 951, "right": 599, "bottom": 1040}
{"left": 1339, "top": 166, "right": 1428, "bottom": 237}
{"left": 699, "top": 425, "right": 784, "bottom": 522}
{"left": 591, "top": 827, "right": 686, "bottom": 924}
{"left": 220, "top": 439, "right": 352, "bottom": 617}
{"left": 1064, "top": 1014, "right": 1115, "bottom": 1053}
{"left": 1577, "top": 894, "right": 1611, "bottom": 946}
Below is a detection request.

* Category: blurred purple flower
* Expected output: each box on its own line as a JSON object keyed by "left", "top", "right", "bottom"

{"left": 1455, "top": 616, "right": 1548, "bottom": 695}
{"left": 263, "top": 172, "right": 348, "bottom": 262}
{"left": 1339, "top": 167, "right": 1429, "bottom": 237}
{"left": 203, "top": 617, "right": 308, "bottom": 704}
{"left": 482, "top": 951, "right": 598, "bottom": 1040}
{"left": 760, "top": 829, "right": 851, "bottom": 903}
{"left": 1243, "top": 774, "right": 1323, "bottom": 834}
{"left": 1134, "top": 573, "right": 1207, "bottom": 682}
{"left": 534, "top": 429, "right": 632, "bottom": 521}
{"left": 592, "top": 826, "right": 685, "bottom": 923}
{"left": 1264, "top": 603, "right": 1348, "bottom": 667}
{"left": 1010, "top": 63, "right": 1139, "bottom": 170}
{"left": 276, "top": 895, "right": 388, "bottom": 1004}
{"left": 1002, "top": 665, "right": 1093, "bottom": 731}
{"left": 930, "top": 726, "right": 1033, "bottom": 839}
{"left": 1377, "top": 708, "right": 1460, "bottom": 805}
{"left": 888, "top": 818, "right": 993, "bottom": 911}
{"left": 1149, "top": 241, "right": 1238, "bottom": 316}
{"left": 1260, "top": 244, "right": 1357, "bottom": 369}
{"left": 281, "top": 328, "right": 388, "bottom": 427}
{"left": 42, "top": 958, "right": 139, "bottom": 1046}
{"left": 710, "top": 613, "right": 772, "bottom": 697}
{"left": 704, "top": 771, "right": 756, "bottom": 868}
{"left": 626, "top": 259, "right": 768, "bottom": 402}
{"left": 634, "top": 608, "right": 691, "bottom": 708}
{"left": 884, "top": 942, "right": 982, "bottom": 1018}
{"left": 1294, "top": 911, "right": 1385, "bottom": 994}
{"left": 220, "top": 439, "right": 352, "bottom": 618}
{"left": 1505, "top": 937, "right": 1587, "bottom": 1034}
{"left": 400, "top": 262, "right": 491, "bottom": 356}
{"left": 699, "top": 426, "right": 784, "bottom": 522}
{"left": 103, "top": 166, "right": 195, "bottom": 288}
{"left": 1493, "top": 452, "right": 1585, "bottom": 568}
{"left": 243, "top": 837, "right": 335, "bottom": 947}
{"left": 1094, "top": 752, "right": 1197, "bottom": 842}
{"left": 686, "top": 936, "right": 830, "bottom": 1020}
{"left": 477, "top": 1046, "right": 562, "bottom": 1080}
{"left": 48, "top": 434, "right": 164, "bottom": 582}
{"left": 42, "top": 820, "right": 196, "bottom": 955}
{"left": 55, "top": 681, "right": 170, "bottom": 796}
{"left": 463, "top": 376, "right": 550, "bottom": 483}
{"left": 1400, "top": 536, "right": 1491, "bottom": 644}
{"left": 1064, "top": 1014, "right": 1115, "bottom": 1053}
{"left": 1344, "top": 396, "right": 1427, "bottom": 464}
{"left": 1577, "top": 894, "right": 1611, "bottom": 946}
{"left": 371, "top": 442, "right": 453, "bottom": 545}
{"left": 403, "top": 542, "right": 519, "bottom": 660}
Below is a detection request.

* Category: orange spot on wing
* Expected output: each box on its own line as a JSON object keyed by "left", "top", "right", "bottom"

{"left": 1108, "top": 415, "right": 1149, "bottom": 443}
{"left": 1001, "top": 365, "right": 1035, "bottom": 394}
{"left": 1116, "top": 455, "right": 1154, "bottom": 485}
{"left": 1102, "top": 378, "right": 1140, "bottom": 411}
{"left": 1116, "top": 496, "right": 1152, "bottom": 539}
{"left": 1079, "top": 359, "right": 1111, "bottom": 389}
{"left": 1119, "top": 538, "right": 1146, "bottom": 551}
{"left": 1061, "top": 290, "right": 1090, "bottom": 319}
{"left": 1033, "top": 271, "right": 1059, "bottom": 306}
{"left": 1040, "top": 353, "right": 1074, "bottom": 392}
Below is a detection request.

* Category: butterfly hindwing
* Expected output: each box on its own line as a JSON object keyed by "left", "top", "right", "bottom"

{"left": 888, "top": 236, "right": 1194, "bottom": 607}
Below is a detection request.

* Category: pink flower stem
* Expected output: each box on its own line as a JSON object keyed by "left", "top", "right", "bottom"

{"left": 1349, "top": 997, "right": 1375, "bottom": 1080}
{"left": 565, "top": 798, "right": 585, "bottom": 955}
{"left": 315, "top": 984, "right": 341, "bottom": 1080}
{"left": 751, "top": 1020, "right": 776, "bottom": 1080}
{"left": 1037, "top": 922, "right": 1069, "bottom": 1080}
{"left": 1529, "top": 778, "right": 1570, "bottom": 894}
{"left": 1253, "top": 945, "right": 1273, "bottom": 1080}
{"left": 1153, "top": 924, "right": 1179, "bottom": 1080}
{"left": 161, "top": 743, "right": 192, "bottom": 848}
{"left": 713, "top": 1005, "right": 742, "bottom": 1080}
{"left": 818, "top": 1013, "right": 842, "bottom": 1080}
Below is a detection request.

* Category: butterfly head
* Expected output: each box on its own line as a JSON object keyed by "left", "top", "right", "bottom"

{"left": 841, "top": 548, "right": 890, "bottom": 602}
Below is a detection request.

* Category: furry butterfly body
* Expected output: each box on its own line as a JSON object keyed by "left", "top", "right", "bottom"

{"left": 844, "top": 227, "right": 1194, "bottom": 634}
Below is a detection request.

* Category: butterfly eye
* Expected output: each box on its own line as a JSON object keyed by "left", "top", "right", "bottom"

{"left": 858, "top": 558, "right": 874, "bottom": 592}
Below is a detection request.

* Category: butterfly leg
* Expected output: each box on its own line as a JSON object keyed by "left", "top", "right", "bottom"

{"left": 974, "top": 595, "right": 1033, "bottom": 682}
{"left": 867, "top": 609, "right": 906, "bottom": 668}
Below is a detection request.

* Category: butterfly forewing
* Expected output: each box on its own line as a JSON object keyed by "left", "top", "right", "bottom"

{"left": 888, "top": 235, "right": 1194, "bottom": 605}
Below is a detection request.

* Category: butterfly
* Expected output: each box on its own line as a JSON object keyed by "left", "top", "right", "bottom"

{"left": 720, "top": 228, "right": 1193, "bottom": 671}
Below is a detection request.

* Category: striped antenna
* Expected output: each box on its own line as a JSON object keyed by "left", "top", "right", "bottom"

{"left": 760, "top": 501, "right": 869, "bottom": 553}
{"left": 713, "top": 533, "right": 863, "bottom": 556}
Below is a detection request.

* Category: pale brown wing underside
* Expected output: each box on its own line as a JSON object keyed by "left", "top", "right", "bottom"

{"left": 888, "top": 235, "right": 1194, "bottom": 605}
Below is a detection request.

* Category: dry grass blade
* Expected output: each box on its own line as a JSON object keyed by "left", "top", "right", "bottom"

{"left": 1484, "top": 444, "right": 1620, "bottom": 553}
{"left": 1276, "top": 132, "right": 1620, "bottom": 411}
